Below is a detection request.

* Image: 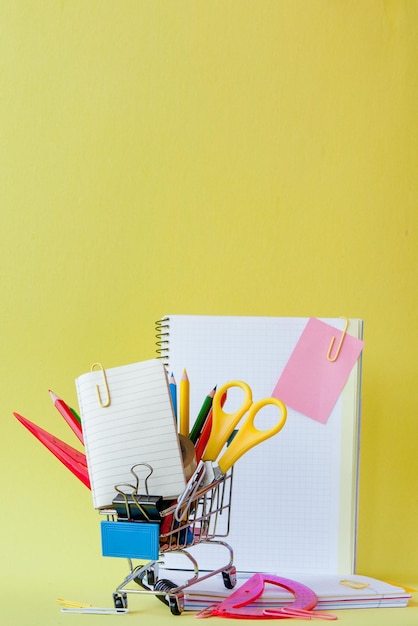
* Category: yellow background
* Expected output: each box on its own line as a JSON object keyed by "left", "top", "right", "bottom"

{"left": 1, "top": 1, "right": 417, "bottom": 623}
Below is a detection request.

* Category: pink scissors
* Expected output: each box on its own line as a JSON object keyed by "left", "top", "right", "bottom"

{"left": 195, "top": 573, "right": 337, "bottom": 620}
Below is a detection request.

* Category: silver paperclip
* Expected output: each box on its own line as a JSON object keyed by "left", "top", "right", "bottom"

{"left": 57, "top": 597, "right": 128, "bottom": 614}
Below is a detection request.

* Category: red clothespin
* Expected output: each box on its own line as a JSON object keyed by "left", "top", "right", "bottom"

{"left": 195, "top": 573, "right": 337, "bottom": 620}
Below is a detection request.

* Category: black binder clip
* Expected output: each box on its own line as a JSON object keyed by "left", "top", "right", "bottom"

{"left": 112, "top": 463, "right": 163, "bottom": 522}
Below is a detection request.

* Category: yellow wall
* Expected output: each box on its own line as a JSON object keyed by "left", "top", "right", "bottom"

{"left": 1, "top": 0, "right": 417, "bottom": 614}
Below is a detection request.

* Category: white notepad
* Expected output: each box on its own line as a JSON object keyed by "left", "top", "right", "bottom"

{"left": 178, "top": 571, "right": 411, "bottom": 611}
{"left": 75, "top": 359, "right": 186, "bottom": 509}
{"left": 156, "top": 315, "right": 363, "bottom": 575}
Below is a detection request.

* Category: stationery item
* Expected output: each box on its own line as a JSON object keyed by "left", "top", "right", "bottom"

{"left": 169, "top": 373, "right": 178, "bottom": 421}
{"left": 189, "top": 386, "right": 216, "bottom": 444}
{"left": 70, "top": 406, "right": 81, "bottom": 424}
{"left": 179, "top": 433, "right": 197, "bottom": 480}
{"left": 327, "top": 317, "right": 349, "bottom": 361}
{"left": 195, "top": 573, "right": 336, "bottom": 620}
{"left": 181, "top": 571, "right": 411, "bottom": 612}
{"left": 13, "top": 412, "right": 90, "bottom": 488}
{"left": 194, "top": 390, "right": 227, "bottom": 463}
{"left": 49, "top": 389, "right": 84, "bottom": 444}
{"left": 113, "top": 489, "right": 163, "bottom": 522}
{"left": 202, "top": 380, "right": 287, "bottom": 479}
{"left": 179, "top": 369, "right": 189, "bottom": 437}
{"left": 61, "top": 606, "right": 129, "bottom": 615}
{"left": 91, "top": 362, "right": 111, "bottom": 407}
{"left": 272, "top": 317, "right": 364, "bottom": 424}
{"left": 112, "top": 463, "right": 164, "bottom": 522}
{"left": 75, "top": 359, "right": 186, "bottom": 509}
{"left": 57, "top": 599, "right": 93, "bottom": 608}
{"left": 58, "top": 598, "right": 130, "bottom": 615}
{"left": 155, "top": 315, "right": 364, "bottom": 574}
{"left": 174, "top": 460, "right": 208, "bottom": 522}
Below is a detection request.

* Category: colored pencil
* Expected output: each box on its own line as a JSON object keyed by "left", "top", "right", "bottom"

{"left": 169, "top": 372, "right": 178, "bottom": 421}
{"left": 70, "top": 407, "right": 81, "bottom": 424}
{"left": 195, "top": 390, "right": 227, "bottom": 463}
{"left": 49, "top": 390, "right": 84, "bottom": 445}
{"left": 189, "top": 386, "right": 216, "bottom": 444}
{"left": 179, "top": 369, "right": 190, "bottom": 437}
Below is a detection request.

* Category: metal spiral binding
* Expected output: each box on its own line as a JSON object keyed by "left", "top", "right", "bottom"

{"left": 155, "top": 317, "right": 170, "bottom": 367}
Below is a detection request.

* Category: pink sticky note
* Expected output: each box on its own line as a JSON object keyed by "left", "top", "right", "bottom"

{"left": 272, "top": 317, "right": 364, "bottom": 424}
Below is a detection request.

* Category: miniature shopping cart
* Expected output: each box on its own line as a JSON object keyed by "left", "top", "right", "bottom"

{"left": 100, "top": 380, "right": 287, "bottom": 615}
{"left": 100, "top": 462, "right": 236, "bottom": 615}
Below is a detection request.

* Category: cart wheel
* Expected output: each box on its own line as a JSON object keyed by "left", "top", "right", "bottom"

{"left": 169, "top": 594, "right": 184, "bottom": 616}
{"left": 113, "top": 592, "right": 128, "bottom": 609}
{"left": 222, "top": 566, "right": 237, "bottom": 589}
{"left": 147, "top": 567, "right": 157, "bottom": 586}
{"left": 133, "top": 572, "right": 149, "bottom": 590}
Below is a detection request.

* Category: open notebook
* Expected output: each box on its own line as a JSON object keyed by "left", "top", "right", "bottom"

{"left": 156, "top": 315, "right": 364, "bottom": 575}
{"left": 75, "top": 359, "right": 186, "bottom": 509}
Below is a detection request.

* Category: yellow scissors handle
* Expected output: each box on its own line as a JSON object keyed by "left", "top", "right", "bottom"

{"left": 217, "top": 396, "right": 287, "bottom": 475}
{"left": 203, "top": 380, "right": 253, "bottom": 463}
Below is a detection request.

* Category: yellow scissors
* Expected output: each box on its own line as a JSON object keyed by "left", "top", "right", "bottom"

{"left": 202, "top": 379, "right": 287, "bottom": 477}
{"left": 174, "top": 380, "right": 287, "bottom": 518}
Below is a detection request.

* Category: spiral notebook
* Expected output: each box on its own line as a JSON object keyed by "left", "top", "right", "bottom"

{"left": 156, "top": 315, "right": 364, "bottom": 575}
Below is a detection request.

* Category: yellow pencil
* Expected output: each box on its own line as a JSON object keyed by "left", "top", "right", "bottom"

{"left": 179, "top": 369, "right": 190, "bottom": 437}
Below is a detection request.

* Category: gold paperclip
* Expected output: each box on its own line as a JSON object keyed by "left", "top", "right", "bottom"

{"left": 327, "top": 317, "right": 349, "bottom": 362}
{"left": 91, "top": 362, "right": 111, "bottom": 407}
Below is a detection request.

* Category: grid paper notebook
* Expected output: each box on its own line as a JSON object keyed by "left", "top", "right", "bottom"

{"left": 75, "top": 359, "right": 186, "bottom": 509}
{"left": 156, "top": 315, "right": 363, "bottom": 575}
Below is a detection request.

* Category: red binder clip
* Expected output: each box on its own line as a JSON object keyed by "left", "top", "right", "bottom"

{"left": 195, "top": 573, "right": 337, "bottom": 620}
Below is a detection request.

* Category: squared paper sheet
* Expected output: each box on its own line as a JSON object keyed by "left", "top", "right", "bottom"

{"left": 159, "top": 315, "right": 363, "bottom": 575}
{"left": 75, "top": 359, "right": 186, "bottom": 509}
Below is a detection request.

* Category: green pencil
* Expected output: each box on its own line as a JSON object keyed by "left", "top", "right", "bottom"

{"left": 189, "top": 386, "right": 216, "bottom": 444}
{"left": 70, "top": 407, "right": 81, "bottom": 424}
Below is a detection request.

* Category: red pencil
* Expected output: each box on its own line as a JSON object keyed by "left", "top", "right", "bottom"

{"left": 49, "top": 390, "right": 84, "bottom": 445}
{"left": 195, "top": 390, "right": 227, "bottom": 463}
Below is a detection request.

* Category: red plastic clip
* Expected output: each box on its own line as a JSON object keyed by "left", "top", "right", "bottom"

{"left": 195, "top": 573, "right": 337, "bottom": 620}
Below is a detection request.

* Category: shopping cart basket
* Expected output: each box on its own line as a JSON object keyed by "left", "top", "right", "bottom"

{"left": 100, "top": 462, "right": 236, "bottom": 615}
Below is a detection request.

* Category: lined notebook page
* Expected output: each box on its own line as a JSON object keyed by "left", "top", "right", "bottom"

{"left": 75, "top": 359, "right": 186, "bottom": 509}
{"left": 160, "top": 315, "right": 363, "bottom": 575}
